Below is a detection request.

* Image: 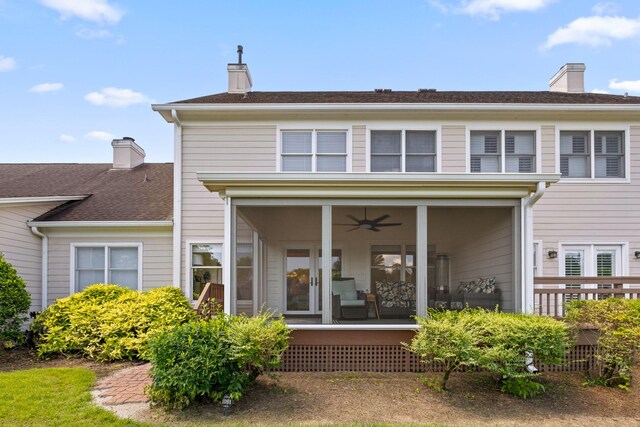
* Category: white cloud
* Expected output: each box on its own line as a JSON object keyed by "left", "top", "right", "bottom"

{"left": 84, "top": 87, "right": 152, "bottom": 107}
{"left": 59, "top": 134, "right": 77, "bottom": 142}
{"left": 0, "top": 56, "right": 16, "bottom": 71}
{"left": 609, "top": 79, "right": 640, "bottom": 93}
{"left": 85, "top": 131, "right": 115, "bottom": 141}
{"left": 591, "top": 89, "right": 610, "bottom": 94}
{"left": 29, "top": 82, "right": 64, "bottom": 93}
{"left": 429, "top": 0, "right": 553, "bottom": 19}
{"left": 75, "top": 27, "right": 113, "bottom": 39}
{"left": 40, "top": 0, "right": 123, "bottom": 24}
{"left": 543, "top": 15, "right": 640, "bottom": 49}
{"left": 592, "top": 2, "right": 619, "bottom": 15}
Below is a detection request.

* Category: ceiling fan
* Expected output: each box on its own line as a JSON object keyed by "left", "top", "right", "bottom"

{"left": 335, "top": 208, "right": 402, "bottom": 232}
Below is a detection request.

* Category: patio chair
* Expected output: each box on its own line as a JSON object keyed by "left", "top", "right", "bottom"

{"left": 332, "top": 277, "right": 368, "bottom": 320}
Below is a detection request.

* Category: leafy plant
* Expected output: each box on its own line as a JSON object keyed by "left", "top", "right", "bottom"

{"left": 566, "top": 298, "right": 640, "bottom": 389}
{"left": 500, "top": 377, "right": 546, "bottom": 399}
{"left": 0, "top": 253, "right": 31, "bottom": 345}
{"left": 31, "top": 284, "right": 196, "bottom": 361}
{"left": 147, "top": 311, "right": 290, "bottom": 410}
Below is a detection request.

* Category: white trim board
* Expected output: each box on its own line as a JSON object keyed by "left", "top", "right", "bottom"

{"left": 28, "top": 221, "right": 173, "bottom": 228}
{"left": 0, "top": 195, "right": 86, "bottom": 205}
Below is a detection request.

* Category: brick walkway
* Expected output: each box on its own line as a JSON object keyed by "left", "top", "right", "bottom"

{"left": 94, "top": 363, "right": 152, "bottom": 405}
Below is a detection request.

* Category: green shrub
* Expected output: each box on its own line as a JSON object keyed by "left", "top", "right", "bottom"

{"left": 566, "top": 298, "right": 640, "bottom": 389}
{"left": 408, "top": 310, "right": 482, "bottom": 390}
{"left": 32, "top": 284, "right": 196, "bottom": 361}
{"left": 0, "top": 253, "right": 31, "bottom": 345}
{"left": 409, "top": 309, "right": 575, "bottom": 397}
{"left": 147, "top": 311, "right": 290, "bottom": 409}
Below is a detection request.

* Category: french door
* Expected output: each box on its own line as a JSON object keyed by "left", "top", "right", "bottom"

{"left": 284, "top": 244, "right": 342, "bottom": 315}
{"left": 561, "top": 244, "right": 622, "bottom": 300}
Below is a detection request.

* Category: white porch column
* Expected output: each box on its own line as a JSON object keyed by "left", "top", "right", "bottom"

{"left": 522, "top": 199, "right": 535, "bottom": 314}
{"left": 416, "top": 205, "right": 428, "bottom": 317}
{"left": 223, "top": 198, "right": 234, "bottom": 314}
{"left": 321, "top": 205, "right": 332, "bottom": 324}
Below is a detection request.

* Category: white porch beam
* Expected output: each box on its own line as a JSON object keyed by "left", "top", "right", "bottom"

{"left": 321, "top": 205, "right": 332, "bottom": 325}
{"left": 416, "top": 206, "right": 428, "bottom": 317}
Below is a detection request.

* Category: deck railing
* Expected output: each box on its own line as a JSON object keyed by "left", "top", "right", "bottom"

{"left": 534, "top": 276, "right": 640, "bottom": 318}
{"left": 194, "top": 282, "right": 224, "bottom": 319}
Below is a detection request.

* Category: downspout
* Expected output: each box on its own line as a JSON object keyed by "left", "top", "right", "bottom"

{"left": 524, "top": 181, "right": 546, "bottom": 374}
{"left": 171, "top": 109, "right": 183, "bottom": 292}
{"left": 29, "top": 225, "right": 48, "bottom": 311}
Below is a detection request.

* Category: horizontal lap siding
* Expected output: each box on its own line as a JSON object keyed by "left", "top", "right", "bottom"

{"left": 534, "top": 125, "right": 640, "bottom": 275}
{"left": 47, "top": 232, "right": 172, "bottom": 305}
{"left": 352, "top": 125, "right": 366, "bottom": 172}
{"left": 0, "top": 202, "right": 63, "bottom": 312}
{"left": 441, "top": 125, "right": 466, "bottom": 172}
{"left": 541, "top": 125, "right": 555, "bottom": 173}
{"left": 181, "top": 125, "right": 277, "bottom": 285}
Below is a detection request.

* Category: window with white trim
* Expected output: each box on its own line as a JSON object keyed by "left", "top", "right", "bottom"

{"left": 561, "top": 244, "right": 622, "bottom": 301}
{"left": 191, "top": 244, "right": 223, "bottom": 300}
{"left": 370, "top": 130, "right": 437, "bottom": 172}
{"left": 280, "top": 130, "right": 348, "bottom": 172}
{"left": 470, "top": 130, "right": 536, "bottom": 173}
{"left": 560, "top": 131, "right": 625, "bottom": 179}
{"left": 74, "top": 244, "right": 140, "bottom": 292}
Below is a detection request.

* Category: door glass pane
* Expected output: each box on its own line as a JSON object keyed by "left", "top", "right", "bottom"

{"left": 596, "top": 251, "right": 614, "bottom": 297}
{"left": 371, "top": 245, "right": 402, "bottom": 293}
{"left": 286, "top": 249, "right": 310, "bottom": 311}
{"left": 319, "top": 249, "right": 342, "bottom": 311}
{"left": 564, "top": 250, "right": 583, "bottom": 301}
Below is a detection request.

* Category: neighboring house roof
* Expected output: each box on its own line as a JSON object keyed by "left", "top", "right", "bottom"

{"left": 0, "top": 163, "right": 173, "bottom": 222}
{"left": 172, "top": 91, "right": 640, "bottom": 105}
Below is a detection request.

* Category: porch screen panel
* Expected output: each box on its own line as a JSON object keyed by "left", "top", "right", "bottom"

{"left": 236, "top": 216, "right": 254, "bottom": 304}
{"left": 319, "top": 249, "right": 342, "bottom": 311}
{"left": 595, "top": 132, "right": 624, "bottom": 178}
{"left": 191, "top": 244, "right": 223, "bottom": 300}
{"left": 281, "top": 131, "right": 312, "bottom": 171}
{"left": 76, "top": 247, "right": 105, "bottom": 292}
{"left": 371, "top": 131, "right": 401, "bottom": 172}
{"left": 560, "top": 132, "right": 590, "bottom": 178}
{"left": 405, "top": 131, "right": 436, "bottom": 172}
{"left": 370, "top": 245, "right": 402, "bottom": 293}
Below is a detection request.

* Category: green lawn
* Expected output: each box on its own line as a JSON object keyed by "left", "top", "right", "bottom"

{"left": 0, "top": 367, "right": 144, "bottom": 427}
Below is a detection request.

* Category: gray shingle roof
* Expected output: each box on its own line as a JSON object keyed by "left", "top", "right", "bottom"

{"left": 0, "top": 163, "right": 173, "bottom": 222}
{"left": 171, "top": 91, "right": 640, "bottom": 105}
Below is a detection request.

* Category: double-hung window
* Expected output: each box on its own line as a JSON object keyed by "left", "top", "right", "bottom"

{"left": 560, "top": 130, "right": 625, "bottom": 179}
{"left": 190, "top": 243, "right": 223, "bottom": 300}
{"left": 280, "top": 130, "right": 348, "bottom": 172}
{"left": 470, "top": 130, "right": 536, "bottom": 173}
{"left": 370, "top": 130, "right": 437, "bottom": 172}
{"left": 74, "top": 244, "right": 141, "bottom": 292}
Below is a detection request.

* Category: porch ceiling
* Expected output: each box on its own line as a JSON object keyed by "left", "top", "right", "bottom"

{"left": 196, "top": 172, "right": 560, "bottom": 199}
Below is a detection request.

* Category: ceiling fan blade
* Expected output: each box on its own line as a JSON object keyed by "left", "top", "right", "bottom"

{"left": 375, "top": 223, "right": 403, "bottom": 227}
{"left": 334, "top": 223, "right": 359, "bottom": 226}
{"left": 348, "top": 226, "right": 361, "bottom": 232}
{"left": 346, "top": 215, "right": 361, "bottom": 223}
{"left": 371, "top": 214, "right": 390, "bottom": 223}
{"left": 370, "top": 227, "right": 381, "bottom": 232}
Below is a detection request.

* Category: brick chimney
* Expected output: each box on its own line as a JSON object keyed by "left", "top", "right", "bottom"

{"left": 549, "top": 63, "right": 585, "bottom": 93}
{"left": 227, "top": 45, "right": 252, "bottom": 94}
{"left": 111, "top": 137, "right": 145, "bottom": 169}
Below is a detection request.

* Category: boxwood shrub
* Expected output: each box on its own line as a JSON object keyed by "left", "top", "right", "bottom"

{"left": 147, "top": 312, "right": 290, "bottom": 409}
{"left": 32, "top": 284, "right": 196, "bottom": 361}
{"left": 0, "top": 253, "right": 31, "bottom": 345}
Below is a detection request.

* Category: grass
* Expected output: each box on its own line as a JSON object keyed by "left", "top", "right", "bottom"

{"left": 0, "top": 367, "right": 144, "bottom": 426}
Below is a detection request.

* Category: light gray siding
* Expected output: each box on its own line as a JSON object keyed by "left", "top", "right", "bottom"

{"left": 441, "top": 125, "right": 466, "bottom": 172}
{"left": 534, "top": 125, "right": 640, "bottom": 276}
{"left": 540, "top": 125, "right": 555, "bottom": 173}
{"left": 0, "top": 202, "right": 62, "bottom": 312}
{"left": 46, "top": 229, "right": 173, "bottom": 306}
{"left": 352, "top": 125, "right": 366, "bottom": 172}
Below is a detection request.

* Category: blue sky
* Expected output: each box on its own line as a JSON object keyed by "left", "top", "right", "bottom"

{"left": 1, "top": 0, "right": 640, "bottom": 163}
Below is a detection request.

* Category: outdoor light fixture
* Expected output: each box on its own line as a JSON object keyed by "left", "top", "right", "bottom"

{"left": 547, "top": 250, "right": 558, "bottom": 259}
{"left": 635, "top": 251, "right": 640, "bottom": 259}
{"left": 221, "top": 394, "right": 233, "bottom": 416}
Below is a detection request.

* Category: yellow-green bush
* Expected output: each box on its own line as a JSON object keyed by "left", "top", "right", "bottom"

{"left": 566, "top": 298, "right": 640, "bottom": 388}
{"left": 32, "top": 284, "right": 196, "bottom": 361}
{"left": 0, "top": 253, "right": 31, "bottom": 345}
{"left": 147, "top": 312, "right": 290, "bottom": 409}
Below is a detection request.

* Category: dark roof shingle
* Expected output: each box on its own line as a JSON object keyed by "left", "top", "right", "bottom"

{"left": 0, "top": 163, "right": 173, "bottom": 222}
{"left": 172, "top": 91, "right": 640, "bottom": 105}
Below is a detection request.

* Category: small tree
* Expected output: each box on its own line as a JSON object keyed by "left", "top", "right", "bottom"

{"left": 0, "top": 253, "right": 31, "bottom": 345}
